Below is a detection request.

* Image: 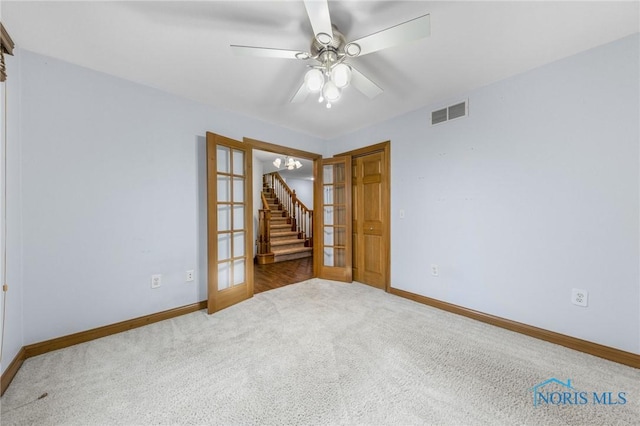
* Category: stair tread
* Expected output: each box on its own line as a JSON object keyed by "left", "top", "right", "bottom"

{"left": 272, "top": 246, "right": 313, "bottom": 255}
{"left": 271, "top": 231, "right": 298, "bottom": 237}
{"left": 271, "top": 238, "right": 305, "bottom": 246}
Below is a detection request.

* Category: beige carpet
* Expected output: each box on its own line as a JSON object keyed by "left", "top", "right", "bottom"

{"left": 1, "top": 279, "right": 638, "bottom": 425}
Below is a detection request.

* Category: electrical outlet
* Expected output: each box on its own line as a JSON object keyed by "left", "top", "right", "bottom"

{"left": 571, "top": 288, "right": 588, "bottom": 307}
{"left": 186, "top": 270, "right": 194, "bottom": 282}
{"left": 151, "top": 274, "right": 161, "bottom": 289}
{"left": 431, "top": 264, "right": 439, "bottom": 277}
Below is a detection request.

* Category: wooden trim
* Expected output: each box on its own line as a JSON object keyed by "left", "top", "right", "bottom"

{"left": 335, "top": 141, "right": 390, "bottom": 159}
{"left": 1, "top": 347, "right": 26, "bottom": 396}
{"left": 243, "top": 137, "right": 322, "bottom": 160}
{"left": 0, "top": 23, "right": 15, "bottom": 82}
{"left": 24, "top": 301, "right": 207, "bottom": 359}
{"left": 390, "top": 287, "right": 640, "bottom": 369}
{"left": 1, "top": 23, "right": 15, "bottom": 55}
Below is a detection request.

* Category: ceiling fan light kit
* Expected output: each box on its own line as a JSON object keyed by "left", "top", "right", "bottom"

{"left": 304, "top": 68, "right": 324, "bottom": 92}
{"left": 331, "top": 64, "right": 352, "bottom": 88}
{"left": 303, "top": 52, "right": 351, "bottom": 108}
{"left": 231, "top": 0, "right": 430, "bottom": 108}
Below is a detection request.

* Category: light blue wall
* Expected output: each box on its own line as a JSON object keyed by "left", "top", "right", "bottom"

{"left": 15, "top": 49, "right": 323, "bottom": 348}
{"left": 328, "top": 34, "right": 640, "bottom": 354}
{"left": 2, "top": 34, "right": 638, "bottom": 376}
{"left": 283, "top": 178, "right": 313, "bottom": 208}
{"left": 0, "top": 50, "right": 24, "bottom": 375}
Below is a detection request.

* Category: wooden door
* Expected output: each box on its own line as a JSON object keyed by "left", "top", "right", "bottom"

{"left": 352, "top": 150, "right": 388, "bottom": 289}
{"left": 315, "top": 156, "right": 352, "bottom": 282}
{"left": 206, "top": 132, "right": 254, "bottom": 313}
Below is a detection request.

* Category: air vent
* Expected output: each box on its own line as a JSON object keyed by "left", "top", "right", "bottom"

{"left": 431, "top": 108, "right": 448, "bottom": 125}
{"left": 431, "top": 100, "right": 468, "bottom": 125}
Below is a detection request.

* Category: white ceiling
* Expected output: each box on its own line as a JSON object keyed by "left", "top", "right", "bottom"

{"left": 2, "top": 1, "right": 638, "bottom": 139}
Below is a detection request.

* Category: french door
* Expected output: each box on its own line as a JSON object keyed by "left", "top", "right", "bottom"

{"left": 315, "top": 155, "right": 352, "bottom": 282}
{"left": 206, "top": 132, "right": 253, "bottom": 313}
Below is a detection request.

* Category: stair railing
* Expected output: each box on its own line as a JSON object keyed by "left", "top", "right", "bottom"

{"left": 266, "top": 172, "right": 313, "bottom": 245}
{"left": 257, "top": 191, "right": 271, "bottom": 256}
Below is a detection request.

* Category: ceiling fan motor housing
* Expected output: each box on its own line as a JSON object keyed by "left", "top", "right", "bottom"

{"left": 311, "top": 25, "right": 346, "bottom": 57}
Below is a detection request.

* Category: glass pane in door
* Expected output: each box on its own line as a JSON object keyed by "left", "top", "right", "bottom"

{"left": 233, "top": 259, "right": 245, "bottom": 285}
{"left": 218, "top": 233, "right": 231, "bottom": 261}
{"left": 322, "top": 163, "right": 347, "bottom": 268}
{"left": 218, "top": 262, "right": 230, "bottom": 290}
{"left": 217, "top": 146, "right": 230, "bottom": 173}
{"left": 233, "top": 232, "right": 245, "bottom": 257}
{"left": 218, "top": 205, "right": 231, "bottom": 231}
{"left": 232, "top": 150, "right": 244, "bottom": 174}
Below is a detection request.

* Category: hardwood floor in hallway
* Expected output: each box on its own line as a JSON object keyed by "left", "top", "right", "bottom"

{"left": 253, "top": 257, "right": 313, "bottom": 294}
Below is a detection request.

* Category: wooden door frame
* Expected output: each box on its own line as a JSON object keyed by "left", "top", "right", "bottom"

{"left": 335, "top": 141, "right": 391, "bottom": 292}
{"left": 244, "top": 137, "right": 323, "bottom": 164}
{"left": 243, "top": 137, "right": 322, "bottom": 277}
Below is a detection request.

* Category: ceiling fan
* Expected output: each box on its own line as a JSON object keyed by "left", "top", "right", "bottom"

{"left": 231, "top": 0, "right": 430, "bottom": 108}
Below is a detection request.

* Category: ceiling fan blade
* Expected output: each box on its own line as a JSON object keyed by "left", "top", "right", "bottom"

{"left": 345, "top": 14, "right": 430, "bottom": 57}
{"left": 290, "top": 81, "right": 309, "bottom": 103}
{"left": 231, "top": 45, "right": 309, "bottom": 60}
{"left": 350, "top": 67, "right": 383, "bottom": 99}
{"left": 303, "top": 0, "right": 334, "bottom": 45}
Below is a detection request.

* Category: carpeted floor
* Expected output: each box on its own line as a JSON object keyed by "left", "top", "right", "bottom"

{"left": 1, "top": 279, "right": 638, "bottom": 425}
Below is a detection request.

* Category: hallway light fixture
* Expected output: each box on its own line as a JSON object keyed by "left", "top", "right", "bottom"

{"left": 273, "top": 156, "right": 302, "bottom": 170}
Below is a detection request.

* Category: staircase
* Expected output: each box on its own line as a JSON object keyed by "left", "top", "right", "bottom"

{"left": 258, "top": 176, "right": 313, "bottom": 264}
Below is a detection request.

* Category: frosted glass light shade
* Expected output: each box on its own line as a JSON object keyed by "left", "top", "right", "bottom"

{"left": 331, "top": 64, "right": 351, "bottom": 88}
{"left": 273, "top": 158, "right": 281, "bottom": 168}
{"left": 322, "top": 81, "right": 340, "bottom": 102}
{"left": 304, "top": 69, "right": 324, "bottom": 92}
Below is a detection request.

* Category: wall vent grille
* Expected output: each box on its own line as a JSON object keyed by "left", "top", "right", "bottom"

{"left": 431, "top": 100, "right": 468, "bottom": 125}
